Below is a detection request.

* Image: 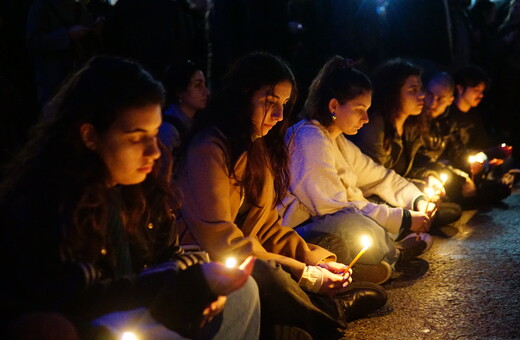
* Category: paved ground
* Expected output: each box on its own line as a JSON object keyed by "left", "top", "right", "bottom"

{"left": 343, "top": 185, "right": 520, "bottom": 340}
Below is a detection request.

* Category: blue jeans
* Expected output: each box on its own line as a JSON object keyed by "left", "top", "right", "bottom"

{"left": 295, "top": 207, "right": 399, "bottom": 266}
{"left": 206, "top": 276, "right": 260, "bottom": 340}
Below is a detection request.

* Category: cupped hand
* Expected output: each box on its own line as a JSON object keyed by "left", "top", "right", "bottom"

{"left": 410, "top": 210, "right": 432, "bottom": 234}
{"left": 200, "top": 296, "right": 227, "bottom": 328}
{"left": 201, "top": 257, "right": 255, "bottom": 296}
{"left": 315, "top": 266, "right": 352, "bottom": 297}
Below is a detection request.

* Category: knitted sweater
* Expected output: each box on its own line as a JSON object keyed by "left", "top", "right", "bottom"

{"left": 279, "top": 120, "right": 423, "bottom": 235}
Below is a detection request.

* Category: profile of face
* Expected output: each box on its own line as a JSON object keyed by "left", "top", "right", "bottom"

{"left": 81, "top": 104, "right": 162, "bottom": 186}
{"left": 179, "top": 70, "right": 209, "bottom": 112}
{"left": 251, "top": 80, "right": 292, "bottom": 138}
{"left": 426, "top": 82, "right": 454, "bottom": 118}
{"left": 329, "top": 91, "right": 371, "bottom": 135}
{"left": 400, "top": 75, "right": 425, "bottom": 116}
{"left": 457, "top": 82, "right": 485, "bottom": 108}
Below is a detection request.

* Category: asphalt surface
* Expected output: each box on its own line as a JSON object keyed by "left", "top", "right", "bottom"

{"left": 343, "top": 186, "right": 520, "bottom": 340}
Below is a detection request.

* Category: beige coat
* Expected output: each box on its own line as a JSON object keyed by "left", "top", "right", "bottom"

{"left": 177, "top": 128, "right": 335, "bottom": 280}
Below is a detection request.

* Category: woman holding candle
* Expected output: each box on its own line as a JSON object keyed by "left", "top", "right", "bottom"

{"left": 176, "top": 52, "right": 388, "bottom": 339}
{"left": 0, "top": 56, "right": 260, "bottom": 340}
{"left": 351, "top": 59, "right": 462, "bottom": 227}
{"left": 279, "top": 56, "right": 433, "bottom": 286}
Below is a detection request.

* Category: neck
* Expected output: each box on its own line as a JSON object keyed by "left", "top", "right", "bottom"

{"left": 394, "top": 113, "right": 408, "bottom": 136}
{"left": 454, "top": 97, "right": 470, "bottom": 113}
{"left": 328, "top": 124, "right": 342, "bottom": 140}
{"left": 179, "top": 103, "right": 197, "bottom": 119}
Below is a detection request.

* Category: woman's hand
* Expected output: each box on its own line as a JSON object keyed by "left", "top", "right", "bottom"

{"left": 462, "top": 177, "right": 477, "bottom": 197}
{"left": 415, "top": 200, "right": 436, "bottom": 216}
{"left": 410, "top": 210, "right": 432, "bottom": 234}
{"left": 426, "top": 175, "right": 446, "bottom": 198}
{"left": 200, "top": 296, "right": 227, "bottom": 328}
{"left": 201, "top": 257, "right": 255, "bottom": 296}
{"left": 315, "top": 263, "right": 352, "bottom": 296}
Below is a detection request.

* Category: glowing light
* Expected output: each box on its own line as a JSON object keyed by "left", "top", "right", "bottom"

{"left": 501, "top": 143, "right": 507, "bottom": 148}
{"left": 121, "top": 332, "right": 138, "bottom": 340}
{"left": 424, "top": 187, "right": 435, "bottom": 199}
{"left": 361, "top": 235, "right": 372, "bottom": 249}
{"left": 225, "top": 257, "right": 237, "bottom": 268}
{"left": 440, "top": 173, "right": 448, "bottom": 185}
{"left": 468, "top": 155, "right": 476, "bottom": 163}
{"left": 346, "top": 236, "right": 372, "bottom": 271}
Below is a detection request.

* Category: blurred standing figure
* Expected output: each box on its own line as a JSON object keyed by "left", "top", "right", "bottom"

{"left": 27, "top": 0, "right": 103, "bottom": 108}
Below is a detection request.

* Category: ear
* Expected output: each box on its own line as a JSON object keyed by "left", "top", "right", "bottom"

{"left": 80, "top": 123, "right": 98, "bottom": 150}
{"left": 456, "top": 85, "right": 464, "bottom": 96}
{"left": 328, "top": 98, "right": 339, "bottom": 114}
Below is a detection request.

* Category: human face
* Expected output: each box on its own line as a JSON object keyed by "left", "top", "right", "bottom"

{"left": 400, "top": 75, "right": 425, "bottom": 116}
{"left": 426, "top": 82, "right": 454, "bottom": 118}
{"left": 457, "top": 82, "right": 485, "bottom": 108}
{"left": 330, "top": 91, "right": 371, "bottom": 136}
{"left": 179, "top": 70, "right": 209, "bottom": 112}
{"left": 251, "top": 81, "right": 292, "bottom": 138}
{"left": 93, "top": 104, "right": 162, "bottom": 186}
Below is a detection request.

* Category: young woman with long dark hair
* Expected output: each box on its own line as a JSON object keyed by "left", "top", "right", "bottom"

{"left": 176, "top": 52, "right": 388, "bottom": 339}
{"left": 0, "top": 56, "right": 259, "bottom": 340}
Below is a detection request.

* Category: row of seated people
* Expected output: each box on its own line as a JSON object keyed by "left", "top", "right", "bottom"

{"left": 1, "top": 52, "right": 514, "bottom": 340}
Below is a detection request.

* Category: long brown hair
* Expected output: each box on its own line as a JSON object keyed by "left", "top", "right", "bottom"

{"left": 0, "top": 56, "right": 178, "bottom": 262}
{"left": 191, "top": 52, "right": 297, "bottom": 206}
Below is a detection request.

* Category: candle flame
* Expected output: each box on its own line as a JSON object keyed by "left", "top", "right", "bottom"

{"left": 425, "top": 187, "right": 435, "bottom": 198}
{"left": 225, "top": 257, "right": 237, "bottom": 268}
{"left": 440, "top": 173, "right": 448, "bottom": 184}
{"left": 121, "top": 332, "right": 138, "bottom": 340}
{"left": 361, "top": 235, "right": 372, "bottom": 249}
{"left": 468, "top": 155, "right": 476, "bottom": 163}
{"left": 501, "top": 143, "right": 506, "bottom": 148}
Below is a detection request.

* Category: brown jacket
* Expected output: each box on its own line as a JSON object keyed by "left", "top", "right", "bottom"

{"left": 177, "top": 128, "right": 335, "bottom": 280}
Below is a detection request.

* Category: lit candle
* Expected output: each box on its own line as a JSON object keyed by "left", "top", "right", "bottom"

{"left": 225, "top": 257, "right": 237, "bottom": 268}
{"left": 423, "top": 187, "right": 435, "bottom": 213}
{"left": 345, "top": 236, "right": 372, "bottom": 272}
{"left": 501, "top": 143, "right": 507, "bottom": 148}
{"left": 121, "top": 332, "right": 138, "bottom": 340}
{"left": 440, "top": 173, "right": 448, "bottom": 185}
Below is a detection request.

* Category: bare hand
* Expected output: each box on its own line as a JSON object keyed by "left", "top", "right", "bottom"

{"left": 426, "top": 175, "right": 446, "bottom": 198}
{"left": 315, "top": 265, "right": 352, "bottom": 297}
{"left": 201, "top": 257, "right": 254, "bottom": 296}
{"left": 200, "top": 296, "right": 227, "bottom": 328}
{"left": 462, "top": 177, "right": 477, "bottom": 197}
{"left": 410, "top": 210, "right": 432, "bottom": 234}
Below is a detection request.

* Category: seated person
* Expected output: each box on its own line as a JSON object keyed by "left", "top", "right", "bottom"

{"left": 159, "top": 59, "right": 209, "bottom": 154}
{"left": 445, "top": 65, "right": 513, "bottom": 206}
{"left": 176, "top": 52, "right": 388, "bottom": 339}
{"left": 279, "top": 56, "right": 434, "bottom": 286}
{"left": 352, "top": 59, "right": 462, "bottom": 226}
{"left": 0, "top": 56, "right": 259, "bottom": 340}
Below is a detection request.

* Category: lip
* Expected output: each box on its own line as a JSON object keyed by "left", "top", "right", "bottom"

{"left": 138, "top": 165, "right": 154, "bottom": 173}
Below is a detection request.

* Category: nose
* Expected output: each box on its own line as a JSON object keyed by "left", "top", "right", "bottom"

{"left": 145, "top": 137, "right": 161, "bottom": 160}
{"left": 272, "top": 103, "right": 284, "bottom": 122}
{"left": 418, "top": 89, "right": 426, "bottom": 100}
{"left": 362, "top": 110, "right": 369, "bottom": 124}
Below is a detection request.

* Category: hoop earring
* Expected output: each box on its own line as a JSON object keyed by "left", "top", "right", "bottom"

{"left": 331, "top": 111, "right": 337, "bottom": 120}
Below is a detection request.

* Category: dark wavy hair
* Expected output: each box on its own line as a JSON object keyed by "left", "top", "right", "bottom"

{"left": 0, "top": 56, "right": 177, "bottom": 262}
{"left": 162, "top": 59, "right": 200, "bottom": 105}
{"left": 191, "top": 52, "right": 297, "bottom": 206}
{"left": 303, "top": 56, "right": 372, "bottom": 127}
{"left": 370, "top": 58, "right": 422, "bottom": 150}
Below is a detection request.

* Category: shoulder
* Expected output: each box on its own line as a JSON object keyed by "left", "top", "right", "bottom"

{"left": 287, "top": 120, "right": 330, "bottom": 145}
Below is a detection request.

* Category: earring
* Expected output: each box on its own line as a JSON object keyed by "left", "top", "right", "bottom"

{"left": 331, "top": 111, "right": 337, "bottom": 120}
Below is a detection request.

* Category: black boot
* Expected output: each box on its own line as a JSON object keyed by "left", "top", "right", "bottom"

{"left": 334, "top": 282, "right": 388, "bottom": 322}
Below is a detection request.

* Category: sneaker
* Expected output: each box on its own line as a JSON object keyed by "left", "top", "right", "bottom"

{"left": 396, "top": 236, "right": 427, "bottom": 264}
{"left": 351, "top": 261, "right": 392, "bottom": 285}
